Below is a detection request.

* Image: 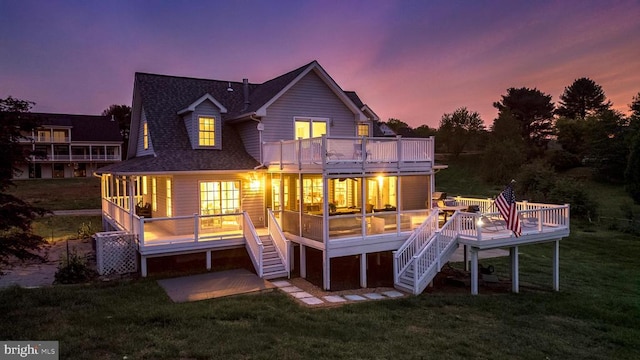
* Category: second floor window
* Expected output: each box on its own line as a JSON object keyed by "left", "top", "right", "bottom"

{"left": 295, "top": 118, "right": 327, "bottom": 139}
{"left": 199, "top": 116, "right": 216, "bottom": 146}
{"left": 143, "top": 122, "right": 149, "bottom": 149}
{"left": 357, "top": 123, "right": 370, "bottom": 137}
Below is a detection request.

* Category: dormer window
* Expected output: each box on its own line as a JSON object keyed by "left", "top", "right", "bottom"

{"left": 198, "top": 116, "right": 216, "bottom": 146}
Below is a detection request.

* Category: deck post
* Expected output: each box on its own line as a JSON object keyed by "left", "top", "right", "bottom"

{"left": 360, "top": 253, "right": 367, "bottom": 288}
{"left": 463, "top": 245, "right": 469, "bottom": 271}
{"left": 300, "top": 245, "right": 306, "bottom": 278}
{"left": 323, "top": 251, "right": 331, "bottom": 290}
{"left": 206, "top": 250, "right": 211, "bottom": 271}
{"left": 470, "top": 248, "right": 478, "bottom": 295}
{"left": 553, "top": 239, "right": 560, "bottom": 291}
{"left": 510, "top": 246, "right": 519, "bottom": 293}
{"left": 141, "top": 256, "right": 147, "bottom": 277}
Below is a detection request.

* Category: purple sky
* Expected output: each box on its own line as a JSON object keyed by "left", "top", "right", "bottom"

{"left": 1, "top": 0, "right": 639, "bottom": 128}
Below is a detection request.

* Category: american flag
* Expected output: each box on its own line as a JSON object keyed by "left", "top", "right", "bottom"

{"left": 495, "top": 182, "right": 521, "bottom": 237}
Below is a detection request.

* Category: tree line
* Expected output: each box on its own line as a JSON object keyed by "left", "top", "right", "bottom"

{"left": 382, "top": 77, "right": 640, "bottom": 205}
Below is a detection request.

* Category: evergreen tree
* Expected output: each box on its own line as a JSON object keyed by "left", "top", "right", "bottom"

{"left": 0, "top": 96, "right": 48, "bottom": 271}
{"left": 556, "top": 77, "right": 611, "bottom": 119}
{"left": 102, "top": 104, "right": 131, "bottom": 158}
{"left": 493, "top": 87, "right": 555, "bottom": 159}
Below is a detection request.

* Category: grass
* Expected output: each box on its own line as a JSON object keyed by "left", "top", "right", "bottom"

{"left": 8, "top": 177, "right": 101, "bottom": 211}
{"left": 33, "top": 216, "right": 103, "bottom": 243}
{"left": 0, "top": 227, "right": 638, "bottom": 359}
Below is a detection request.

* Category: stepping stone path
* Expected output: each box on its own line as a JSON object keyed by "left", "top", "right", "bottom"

{"left": 271, "top": 280, "right": 406, "bottom": 306}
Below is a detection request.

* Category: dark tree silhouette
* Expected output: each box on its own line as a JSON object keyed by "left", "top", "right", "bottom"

{"left": 438, "top": 107, "right": 485, "bottom": 157}
{"left": 493, "top": 87, "right": 554, "bottom": 158}
{"left": 0, "top": 96, "right": 48, "bottom": 271}
{"left": 556, "top": 77, "right": 611, "bottom": 119}
{"left": 102, "top": 104, "right": 131, "bottom": 158}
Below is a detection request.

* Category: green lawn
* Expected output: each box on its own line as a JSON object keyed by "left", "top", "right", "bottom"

{"left": 9, "top": 177, "right": 101, "bottom": 211}
{"left": 1, "top": 226, "right": 639, "bottom": 359}
{"left": 33, "top": 215, "right": 103, "bottom": 242}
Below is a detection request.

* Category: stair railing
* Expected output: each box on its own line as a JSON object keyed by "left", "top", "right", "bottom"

{"left": 243, "top": 211, "right": 264, "bottom": 277}
{"left": 411, "top": 211, "right": 461, "bottom": 294}
{"left": 268, "top": 209, "right": 290, "bottom": 276}
{"left": 393, "top": 209, "right": 439, "bottom": 285}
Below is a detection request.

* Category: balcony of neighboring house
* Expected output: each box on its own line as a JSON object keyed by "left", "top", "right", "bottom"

{"left": 28, "top": 145, "right": 121, "bottom": 162}
{"left": 262, "top": 135, "right": 434, "bottom": 173}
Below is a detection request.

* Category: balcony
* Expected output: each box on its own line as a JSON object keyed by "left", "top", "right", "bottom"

{"left": 30, "top": 154, "right": 121, "bottom": 162}
{"left": 263, "top": 136, "right": 434, "bottom": 173}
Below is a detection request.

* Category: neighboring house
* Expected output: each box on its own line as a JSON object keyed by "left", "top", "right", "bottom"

{"left": 15, "top": 113, "right": 123, "bottom": 179}
{"left": 98, "top": 61, "right": 569, "bottom": 294}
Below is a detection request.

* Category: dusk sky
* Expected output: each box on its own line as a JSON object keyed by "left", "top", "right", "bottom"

{"left": 1, "top": 0, "right": 639, "bottom": 128}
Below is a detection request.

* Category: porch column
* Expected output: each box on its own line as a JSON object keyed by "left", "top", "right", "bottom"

{"left": 127, "top": 176, "right": 135, "bottom": 231}
{"left": 470, "top": 248, "right": 478, "bottom": 295}
{"left": 360, "top": 253, "right": 367, "bottom": 288}
{"left": 300, "top": 245, "right": 306, "bottom": 278}
{"left": 510, "top": 246, "right": 519, "bottom": 293}
{"left": 206, "top": 250, "right": 211, "bottom": 271}
{"left": 553, "top": 240, "right": 560, "bottom": 291}
{"left": 323, "top": 251, "right": 331, "bottom": 290}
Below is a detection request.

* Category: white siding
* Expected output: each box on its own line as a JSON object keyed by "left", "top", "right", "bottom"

{"left": 237, "top": 121, "right": 261, "bottom": 162}
{"left": 172, "top": 173, "right": 265, "bottom": 231}
{"left": 261, "top": 71, "right": 357, "bottom": 143}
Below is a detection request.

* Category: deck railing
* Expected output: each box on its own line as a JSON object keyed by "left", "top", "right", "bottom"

{"left": 393, "top": 209, "right": 439, "bottom": 284}
{"left": 243, "top": 212, "right": 263, "bottom": 277}
{"left": 411, "top": 215, "right": 460, "bottom": 294}
{"left": 268, "top": 209, "right": 290, "bottom": 276}
{"left": 263, "top": 135, "right": 434, "bottom": 169}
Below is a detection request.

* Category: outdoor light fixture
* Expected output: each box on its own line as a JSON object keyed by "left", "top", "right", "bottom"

{"left": 249, "top": 173, "right": 260, "bottom": 191}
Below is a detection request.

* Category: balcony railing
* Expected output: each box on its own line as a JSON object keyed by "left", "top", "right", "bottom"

{"left": 30, "top": 154, "right": 121, "bottom": 162}
{"left": 263, "top": 136, "right": 434, "bottom": 170}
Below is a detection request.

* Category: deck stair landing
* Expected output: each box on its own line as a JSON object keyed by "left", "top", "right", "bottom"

{"left": 260, "top": 235, "right": 288, "bottom": 279}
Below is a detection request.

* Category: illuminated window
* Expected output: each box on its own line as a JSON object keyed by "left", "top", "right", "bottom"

{"left": 143, "top": 122, "right": 149, "bottom": 149}
{"left": 199, "top": 116, "right": 216, "bottom": 146}
{"left": 357, "top": 123, "right": 370, "bottom": 137}
{"left": 151, "top": 178, "right": 157, "bottom": 211}
{"left": 302, "top": 177, "right": 323, "bottom": 211}
{"left": 294, "top": 118, "right": 327, "bottom": 139}
{"left": 53, "top": 129, "right": 68, "bottom": 142}
{"left": 141, "top": 176, "right": 148, "bottom": 195}
{"left": 166, "top": 179, "right": 172, "bottom": 217}
{"left": 200, "top": 181, "right": 240, "bottom": 227}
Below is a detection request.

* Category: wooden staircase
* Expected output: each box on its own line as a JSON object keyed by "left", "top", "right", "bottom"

{"left": 259, "top": 235, "right": 288, "bottom": 280}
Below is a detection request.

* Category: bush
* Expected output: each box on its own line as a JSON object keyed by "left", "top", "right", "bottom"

{"left": 54, "top": 247, "right": 96, "bottom": 284}
{"left": 76, "top": 222, "right": 94, "bottom": 239}
{"left": 548, "top": 179, "right": 598, "bottom": 221}
{"left": 515, "top": 161, "right": 557, "bottom": 201}
{"left": 547, "top": 149, "right": 581, "bottom": 171}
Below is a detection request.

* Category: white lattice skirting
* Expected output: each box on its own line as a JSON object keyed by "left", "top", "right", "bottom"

{"left": 94, "top": 231, "right": 138, "bottom": 275}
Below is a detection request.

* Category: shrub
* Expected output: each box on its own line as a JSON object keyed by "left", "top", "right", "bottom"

{"left": 54, "top": 247, "right": 96, "bottom": 284}
{"left": 76, "top": 221, "right": 94, "bottom": 239}
{"left": 547, "top": 149, "right": 581, "bottom": 171}
{"left": 548, "top": 179, "right": 598, "bottom": 221}
{"left": 515, "top": 161, "right": 557, "bottom": 202}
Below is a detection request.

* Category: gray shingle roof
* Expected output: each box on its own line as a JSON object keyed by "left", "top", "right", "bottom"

{"left": 29, "top": 113, "right": 121, "bottom": 142}
{"left": 100, "top": 61, "right": 375, "bottom": 174}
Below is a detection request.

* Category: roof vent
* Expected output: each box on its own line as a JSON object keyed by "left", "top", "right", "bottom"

{"left": 227, "top": 82, "right": 233, "bottom": 92}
